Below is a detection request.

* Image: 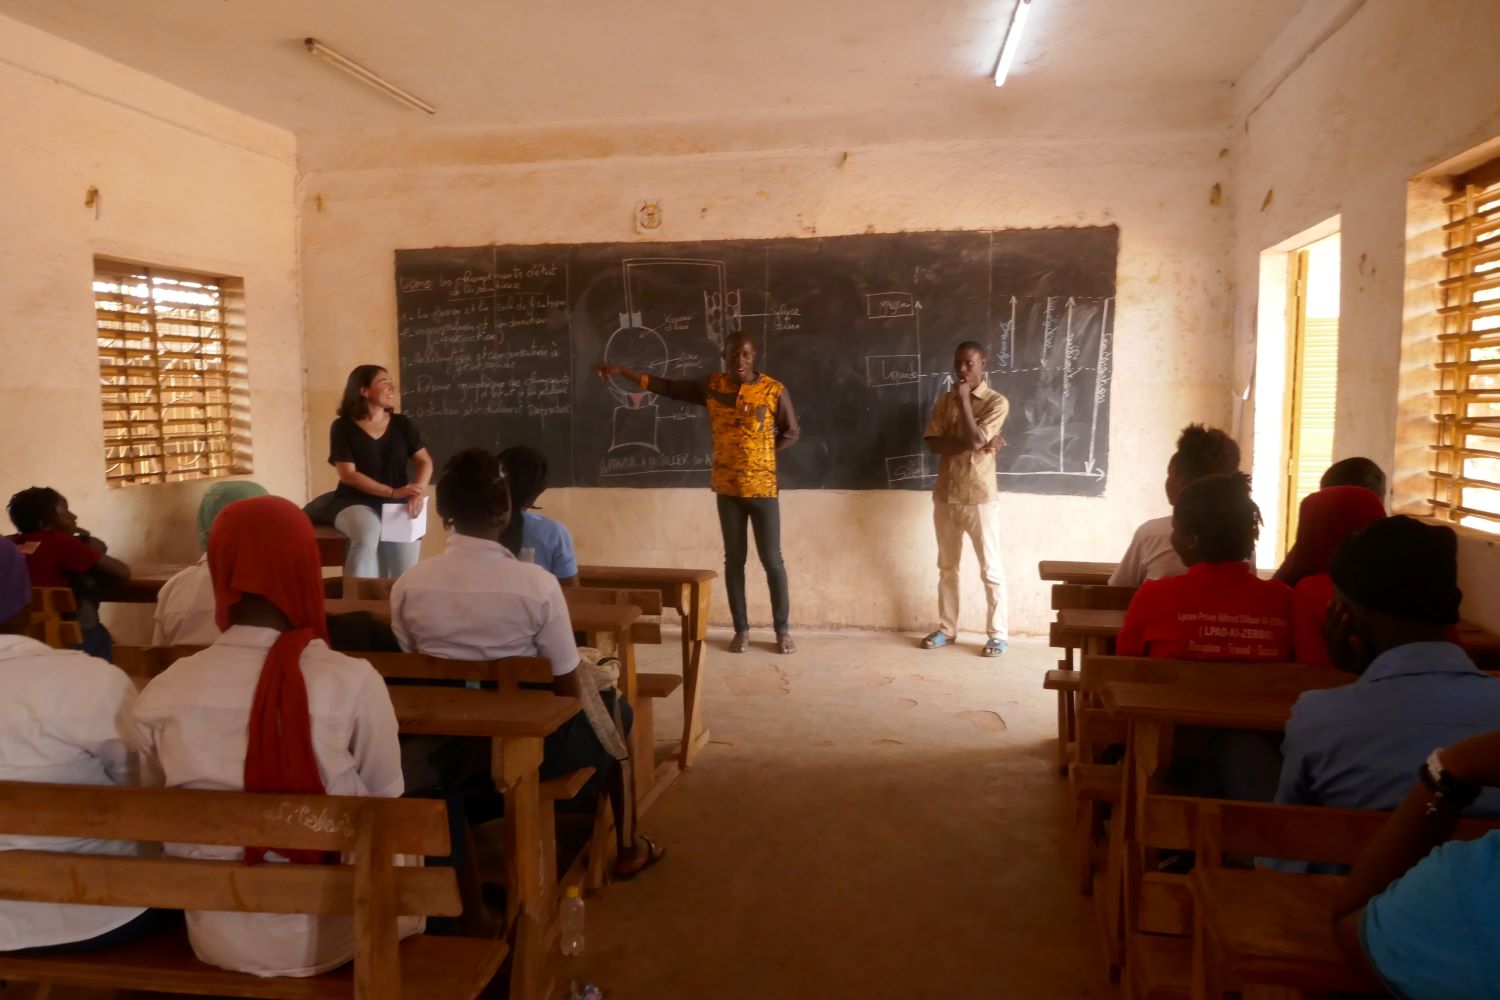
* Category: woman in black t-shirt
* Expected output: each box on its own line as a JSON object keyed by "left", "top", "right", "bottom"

{"left": 328, "top": 365, "right": 434, "bottom": 579}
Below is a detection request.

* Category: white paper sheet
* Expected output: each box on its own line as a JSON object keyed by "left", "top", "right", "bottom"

{"left": 380, "top": 498, "right": 427, "bottom": 543}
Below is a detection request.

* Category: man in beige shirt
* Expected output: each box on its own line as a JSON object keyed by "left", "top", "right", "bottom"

{"left": 921, "top": 341, "right": 1011, "bottom": 656}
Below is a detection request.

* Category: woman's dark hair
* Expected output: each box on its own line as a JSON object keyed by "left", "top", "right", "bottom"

{"left": 7, "top": 486, "right": 64, "bottom": 533}
{"left": 436, "top": 448, "right": 510, "bottom": 532}
{"left": 1321, "top": 457, "right": 1386, "bottom": 499}
{"left": 1169, "top": 424, "right": 1241, "bottom": 482}
{"left": 498, "top": 446, "right": 549, "bottom": 556}
{"left": 1174, "top": 472, "right": 1261, "bottom": 563}
{"left": 337, "top": 365, "right": 389, "bottom": 421}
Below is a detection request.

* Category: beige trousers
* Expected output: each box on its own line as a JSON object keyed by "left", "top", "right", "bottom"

{"left": 934, "top": 500, "right": 1008, "bottom": 640}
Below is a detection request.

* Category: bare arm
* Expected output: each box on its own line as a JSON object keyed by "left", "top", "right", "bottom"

{"left": 334, "top": 461, "right": 398, "bottom": 499}
{"left": 954, "top": 389, "right": 987, "bottom": 451}
{"left": 75, "top": 532, "right": 130, "bottom": 580}
{"left": 596, "top": 363, "right": 709, "bottom": 406}
{"left": 925, "top": 436, "right": 972, "bottom": 456}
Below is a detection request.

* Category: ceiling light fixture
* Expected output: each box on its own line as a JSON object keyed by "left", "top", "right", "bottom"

{"left": 304, "top": 37, "right": 436, "bottom": 116}
{"left": 992, "top": 0, "right": 1032, "bottom": 88}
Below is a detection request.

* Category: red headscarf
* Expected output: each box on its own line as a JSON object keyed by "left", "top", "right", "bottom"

{"left": 208, "top": 495, "right": 331, "bottom": 864}
{"left": 1276, "top": 485, "right": 1386, "bottom": 586}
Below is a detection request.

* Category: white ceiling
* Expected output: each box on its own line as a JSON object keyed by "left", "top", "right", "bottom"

{"left": 0, "top": 0, "right": 1305, "bottom": 135}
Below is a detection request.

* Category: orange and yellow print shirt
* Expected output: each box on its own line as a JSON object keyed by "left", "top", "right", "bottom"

{"left": 647, "top": 371, "right": 800, "bottom": 498}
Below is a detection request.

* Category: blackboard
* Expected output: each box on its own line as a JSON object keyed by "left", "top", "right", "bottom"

{"left": 395, "top": 227, "right": 1117, "bottom": 496}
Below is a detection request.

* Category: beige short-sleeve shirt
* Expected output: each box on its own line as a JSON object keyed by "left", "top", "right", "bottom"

{"left": 924, "top": 381, "right": 1010, "bottom": 504}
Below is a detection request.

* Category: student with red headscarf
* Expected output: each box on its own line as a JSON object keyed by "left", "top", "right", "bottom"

{"left": 1277, "top": 485, "right": 1387, "bottom": 665}
{"left": 133, "top": 495, "right": 414, "bottom": 978}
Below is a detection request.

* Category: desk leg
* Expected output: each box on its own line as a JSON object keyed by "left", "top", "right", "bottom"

{"left": 680, "top": 581, "right": 711, "bottom": 768}
{"left": 615, "top": 630, "right": 653, "bottom": 808}
{"left": 495, "top": 736, "right": 552, "bottom": 1000}
{"left": 1121, "top": 720, "right": 1172, "bottom": 965}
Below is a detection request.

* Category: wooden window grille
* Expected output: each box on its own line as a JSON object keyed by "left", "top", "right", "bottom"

{"left": 94, "top": 260, "right": 251, "bottom": 487}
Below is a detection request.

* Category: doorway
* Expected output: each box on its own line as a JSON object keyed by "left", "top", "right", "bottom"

{"left": 1282, "top": 232, "right": 1342, "bottom": 546}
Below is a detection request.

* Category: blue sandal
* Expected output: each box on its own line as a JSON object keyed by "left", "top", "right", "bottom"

{"left": 921, "top": 631, "right": 954, "bottom": 649}
{"left": 982, "top": 638, "right": 1008, "bottom": 657}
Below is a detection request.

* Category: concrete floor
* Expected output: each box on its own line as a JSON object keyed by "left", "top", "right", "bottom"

{"left": 572, "top": 630, "right": 1115, "bottom": 1000}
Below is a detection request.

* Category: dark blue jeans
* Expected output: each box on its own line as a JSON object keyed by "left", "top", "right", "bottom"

{"left": 715, "top": 495, "right": 790, "bottom": 633}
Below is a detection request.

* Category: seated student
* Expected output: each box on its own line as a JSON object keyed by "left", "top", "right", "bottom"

{"left": 0, "top": 539, "right": 163, "bottom": 955}
{"left": 153, "top": 480, "right": 268, "bottom": 647}
{"left": 498, "top": 445, "right": 578, "bottom": 586}
{"left": 1273, "top": 486, "right": 1387, "bottom": 665}
{"left": 6, "top": 487, "right": 130, "bottom": 661}
{"left": 1333, "top": 725, "right": 1500, "bottom": 1000}
{"left": 1320, "top": 455, "right": 1387, "bottom": 500}
{"left": 1277, "top": 517, "right": 1500, "bottom": 816}
{"left": 391, "top": 448, "right": 666, "bottom": 880}
{"left": 133, "top": 495, "right": 417, "bottom": 977}
{"left": 1116, "top": 473, "right": 1292, "bottom": 661}
{"left": 1109, "top": 424, "right": 1240, "bottom": 587}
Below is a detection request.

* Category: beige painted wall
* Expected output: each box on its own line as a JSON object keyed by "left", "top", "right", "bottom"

{"left": 0, "top": 15, "right": 304, "bottom": 641}
{"left": 1227, "top": 0, "right": 1500, "bottom": 628}
{"left": 300, "top": 132, "right": 1236, "bottom": 635}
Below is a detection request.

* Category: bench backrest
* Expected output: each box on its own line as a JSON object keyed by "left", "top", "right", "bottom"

{"left": 1051, "top": 583, "right": 1136, "bottom": 612}
{"left": 1078, "top": 655, "right": 1353, "bottom": 695}
{"left": 0, "top": 781, "right": 457, "bottom": 916}
{"left": 362, "top": 651, "right": 552, "bottom": 690}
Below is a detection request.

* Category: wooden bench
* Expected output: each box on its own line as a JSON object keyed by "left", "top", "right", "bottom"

{"left": 1125, "top": 797, "right": 1500, "bottom": 999}
{"left": 0, "top": 781, "right": 505, "bottom": 1000}
{"left": 1039, "top": 560, "right": 1116, "bottom": 586}
{"left": 26, "top": 586, "right": 82, "bottom": 649}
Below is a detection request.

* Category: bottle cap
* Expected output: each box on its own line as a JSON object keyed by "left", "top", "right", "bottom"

{"left": 565, "top": 886, "right": 582, "bottom": 899}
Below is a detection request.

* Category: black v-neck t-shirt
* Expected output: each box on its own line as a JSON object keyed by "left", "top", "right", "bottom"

{"left": 328, "top": 413, "right": 424, "bottom": 514}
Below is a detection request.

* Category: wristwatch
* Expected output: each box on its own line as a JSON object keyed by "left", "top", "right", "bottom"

{"left": 1419, "top": 748, "right": 1482, "bottom": 809}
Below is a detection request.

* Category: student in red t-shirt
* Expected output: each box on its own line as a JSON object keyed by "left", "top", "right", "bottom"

{"left": 6, "top": 487, "right": 131, "bottom": 661}
{"left": 1117, "top": 473, "right": 1292, "bottom": 661}
{"left": 1276, "top": 485, "right": 1386, "bottom": 665}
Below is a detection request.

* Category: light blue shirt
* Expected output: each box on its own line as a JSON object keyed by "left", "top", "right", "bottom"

{"left": 1277, "top": 642, "right": 1500, "bottom": 816}
{"left": 521, "top": 512, "right": 577, "bottom": 582}
{"left": 1362, "top": 830, "right": 1500, "bottom": 1000}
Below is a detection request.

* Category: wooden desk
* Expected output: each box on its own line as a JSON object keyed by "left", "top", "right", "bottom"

{"left": 389, "top": 686, "right": 578, "bottom": 1000}
{"left": 96, "top": 563, "right": 190, "bottom": 604}
{"left": 1100, "top": 682, "right": 1297, "bottom": 732}
{"left": 313, "top": 526, "right": 348, "bottom": 568}
{"left": 1039, "top": 560, "right": 1116, "bottom": 585}
{"left": 1190, "top": 868, "right": 1377, "bottom": 997}
{"left": 578, "top": 565, "right": 716, "bottom": 769}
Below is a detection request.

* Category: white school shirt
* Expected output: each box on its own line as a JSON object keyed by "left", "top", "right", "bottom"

{"left": 0, "top": 634, "right": 146, "bottom": 950}
{"left": 132, "top": 626, "right": 417, "bottom": 978}
{"left": 151, "top": 556, "right": 219, "bottom": 647}
{"left": 391, "top": 533, "right": 581, "bottom": 676}
{"left": 1108, "top": 515, "right": 1187, "bottom": 587}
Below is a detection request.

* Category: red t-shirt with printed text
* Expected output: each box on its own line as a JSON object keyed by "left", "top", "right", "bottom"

{"left": 6, "top": 530, "right": 101, "bottom": 587}
{"left": 1117, "top": 561, "right": 1293, "bottom": 661}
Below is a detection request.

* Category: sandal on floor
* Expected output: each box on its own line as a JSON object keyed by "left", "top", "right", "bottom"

{"left": 614, "top": 836, "right": 667, "bottom": 882}
{"left": 982, "top": 638, "right": 1008, "bottom": 657}
{"left": 729, "top": 631, "right": 749, "bottom": 653}
{"left": 921, "top": 631, "right": 955, "bottom": 649}
{"left": 776, "top": 632, "right": 796, "bottom": 654}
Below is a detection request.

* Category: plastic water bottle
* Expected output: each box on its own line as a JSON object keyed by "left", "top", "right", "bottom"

{"left": 560, "top": 885, "right": 585, "bottom": 956}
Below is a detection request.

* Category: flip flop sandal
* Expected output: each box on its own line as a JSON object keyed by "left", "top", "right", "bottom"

{"left": 614, "top": 835, "right": 667, "bottom": 882}
{"left": 921, "top": 631, "right": 955, "bottom": 649}
{"left": 982, "top": 638, "right": 1008, "bottom": 657}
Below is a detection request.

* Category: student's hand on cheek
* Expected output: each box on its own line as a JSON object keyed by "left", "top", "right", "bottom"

{"left": 1322, "top": 600, "right": 1370, "bottom": 674}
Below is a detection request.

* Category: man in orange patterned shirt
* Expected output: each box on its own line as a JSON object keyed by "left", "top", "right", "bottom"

{"left": 597, "top": 332, "right": 801, "bottom": 653}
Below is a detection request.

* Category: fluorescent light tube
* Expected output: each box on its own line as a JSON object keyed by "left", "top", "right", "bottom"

{"left": 305, "top": 37, "right": 436, "bottom": 116}
{"left": 993, "top": 0, "right": 1032, "bottom": 87}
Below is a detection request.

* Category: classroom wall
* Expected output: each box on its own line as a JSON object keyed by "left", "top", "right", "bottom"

{"left": 1227, "top": 0, "right": 1500, "bottom": 629}
{"left": 300, "top": 131, "right": 1237, "bottom": 635}
{"left": 0, "top": 16, "right": 304, "bottom": 640}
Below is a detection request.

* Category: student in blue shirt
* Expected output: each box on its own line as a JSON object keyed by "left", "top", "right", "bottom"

{"left": 1334, "top": 725, "right": 1500, "bottom": 1000}
{"left": 1276, "top": 517, "right": 1500, "bottom": 820}
{"left": 498, "top": 446, "right": 578, "bottom": 586}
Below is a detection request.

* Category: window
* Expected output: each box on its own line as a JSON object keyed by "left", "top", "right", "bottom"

{"left": 93, "top": 259, "right": 250, "bottom": 487}
{"left": 1432, "top": 162, "right": 1500, "bottom": 532}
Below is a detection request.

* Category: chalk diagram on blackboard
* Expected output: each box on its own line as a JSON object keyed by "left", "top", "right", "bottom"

{"left": 600, "top": 257, "right": 734, "bottom": 458}
{"left": 870, "top": 293, "right": 1114, "bottom": 489}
